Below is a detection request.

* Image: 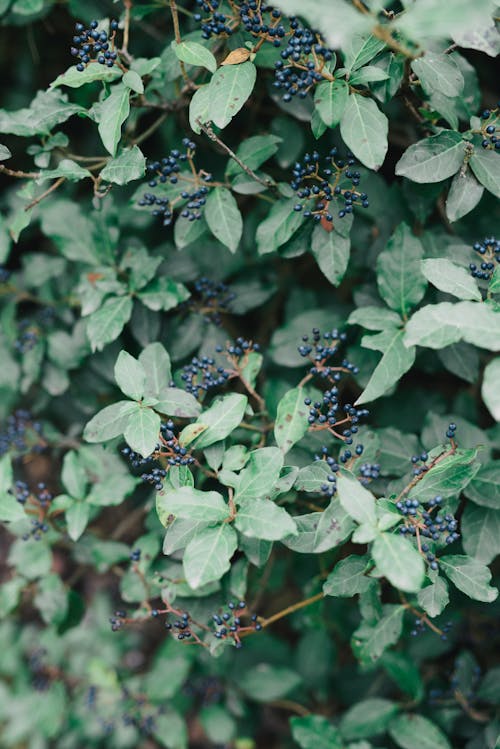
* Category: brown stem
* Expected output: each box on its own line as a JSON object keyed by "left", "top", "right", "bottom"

{"left": 270, "top": 700, "right": 310, "bottom": 717}
{"left": 121, "top": 0, "right": 132, "bottom": 58}
{"left": 261, "top": 592, "right": 324, "bottom": 628}
{"left": 169, "top": 0, "right": 191, "bottom": 86}
{"left": 24, "top": 177, "right": 66, "bottom": 211}
{"left": 131, "top": 112, "right": 168, "bottom": 146}
{"left": 0, "top": 164, "right": 41, "bottom": 179}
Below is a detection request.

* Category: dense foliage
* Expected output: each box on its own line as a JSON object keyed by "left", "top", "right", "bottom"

{"left": 0, "top": 1, "right": 499, "bottom": 747}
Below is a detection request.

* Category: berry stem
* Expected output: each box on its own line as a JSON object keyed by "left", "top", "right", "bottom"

{"left": 260, "top": 591, "right": 324, "bottom": 628}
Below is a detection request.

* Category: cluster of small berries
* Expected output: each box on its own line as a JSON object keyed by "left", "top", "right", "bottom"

{"left": 298, "top": 328, "right": 356, "bottom": 379}
{"left": 469, "top": 236, "right": 499, "bottom": 281}
{"left": 11, "top": 480, "right": 52, "bottom": 507}
{"left": 314, "top": 447, "right": 339, "bottom": 497}
{"left": 109, "top": 610, "right": 127, "bottom": 632}
{"left": 194, "top": 0, "right": 233, "bottom": 38}
{"left": 179, "top": 356, "right": 231, "bottom": 399}
{"left": 305, "top": 395, "right": 368, "bottom": 442}
{"left": 410, "top": 617, "right": 453, "bottom": 641}
{"left": 357, "top": 462, "right": 381, "bottom": 486}
{"left": 212, "top": 601, "right": 262, "bottom": 648}
{"left": 479, "top": 107, "right": 500, "bottom": 149}
{"left": 189, "top": 277, "right": 237, "bottom": 325}
{"left": 216, "top": 337, "right": 261, "bottom": 358}
{"left": 0, "top": 409, "right": 45, "bottom": 457}
{"left": 446, "top": 422, "right": 457, "bottom": 440}
{"left": 194, "top": 0, "right": 284, "bottom": 42}
{"left": 183, "top": 676, "right": 224, "bottom": 706}
{"left": 138, "top": 141, "right": 213, "bottom": 226}
{"left": 398, "top": 495, "right": 460, "bottom": 563}
{"left": 410, "top": 451, "right": 430, "bottom": 476}
{"left": 70, "top": 19, "right": 119, "bottom": 72}
{"left": 274, "top": 19, "right": 334, "bottom": 101}
{"left": 0, "top": 266, "right": 11, "bottom": 283}
{"left": 14, "top": 307, "right": 54, "bottom": 354}
{"left": 130, "top": 548, "right": 141, "bottom": 562}
{"left": 291, "top": 150, "right": 369, "bottom": 222}
{"left": 122, "top": 421, "right": 194, "bottom": 491}
{"left": 164, "top": 610, "right": 193, "bottom": 641}
{"left": 28, "top": 649, "right": 51, "bottom": 692}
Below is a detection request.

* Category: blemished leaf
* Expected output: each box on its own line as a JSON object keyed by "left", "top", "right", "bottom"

{"left": 123, "top": 407, "right": 161, "bottom": 458}
{"left": 114, "top": 350, "right": 146, "bottom": 401}
{"left": 84, "top": 401, "right": 139, "bottom": 442}
{"left": 100, "top": 146, "right": 146, "bottom": 185}
{"left": 470, "top": 145, "right": 500, "bottom": 198}
{"left": 256, "top": 198, "right": 305, "bottom": 255}
{"left": 340, "top": 94, "right": 388, "bottom": 171}
{"left": 290, "top": 715, "right": 343, "bottom": 749}
{"left": 274, "top": 387, "right": 309, "bottom": 454}
{"left": 138, "top": 342, "right": 172, "bottom": 398}
{"left": 404, "top": 301, "right": 500, "bottom": 351}
{"left": 389, "top": 714, "right": 451, "bottom": 749}
{"left": 181, "top": 394, "right": 248, "bottom": 450}
{"left": 189, "top": 84, "right": 211, "bottom": 134}
{"left": 154, "top": 388, "right": 201, "bottom": 418}
{"left": 173, "top": 41, "right": 217, "bottom": 73}
{"left": 420, "top": 258, "right": 481, "bottom": 301}
{"left": 183, "top": 524, "right": 237, "bottom": 588}
{"left": 323, "top": 554, "right": 372, "bottom": 597}
{"left": 311, "top": 223, "right": 351, "bottom": 286}
{"left": 314, "top": 79, "right": 348, "bottom": 128}
{"left": 158, "top": 487, "right": 229, "bottom": 523}
{"left": 235, "top": 447, "right": 284, "bottom": 502}
{"left": 411, "top": 54, "right": 464, "bottom": 97}
{"left": 461, "top": 504, "right": 500, "bottom": 564}
{"left": 86, "top": 295, "right": 133, "bottom": 352}
{"left": 337, "top": 472, "right": 377, "bottom": 526}
{"left": 395, "top": 131, "right": 466, "bottom": 183}
{"left": 205, "top": 187, "right": 242, "bottom": 252}
{"left": 372, "top": 533, "right": 425, "bottom": 592}
{"left": 376, "top": 223, "right": 427, "bottom": 317}
{"left": 440, "top": 555, "right": 498, "bottom": 602}
{"left": 356, "top": 330, "right": 415, "bottom": 405}
{"left": 482, "top": 358, "right": 500, "bottom": 421}
{"left": 340, "top": 698, "right": 398, "bottom": 740}
{"left": 235, "top": 498, "right": 297, "bottom": 540}
{"left": 417, "top": 577, "right": 450, "bottom": 618}
{"left": 94, "top": 83, "right": 131, "bottom": 156}
{"left": 208, "top": 62, "right": 257, "bottom": 129}
{"left": 446, "top": 168, "right": 484, "bottom": 222}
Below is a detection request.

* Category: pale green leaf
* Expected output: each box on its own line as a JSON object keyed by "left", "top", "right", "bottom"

{"left": 372, "top": 533, "right": 425, "bottom": 592}
{"left": 183, "top": 524, "right": 237, "bottom": 588}
{"left": 274, "top": 387, "right": 309, "bottom": 454}
{"left": 340, "top": 94, "right": 388, "bottom": 170}
{"left": 205, "top": 187, "right": 242, "bottom": 252}
{"left": 208, "top": 62, "right": 257, "bottom": 129}
{"left": 440, "top": 554, "right": 498, "bottom": 602}
{"left": 100, "top": 146, "right": 146, "bottom": 185}
{"left": 123, "top": 407, "right": 161, "bottom": 458}
{"left": 114, "top": 350, "right": 146, "bottom": 400}
{"left": 173, "top": 41, "right": 217, "bottom": 73}
{"left": 395, "top": 131, "right": 465, "bottom": 183}
{"left": 421, "top": 258, "right": 481, "bottom": 301}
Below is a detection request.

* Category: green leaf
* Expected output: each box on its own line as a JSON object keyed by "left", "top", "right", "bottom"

{"left": 154, "top": 388, "right": 201, "bottom": 418}
{"left": 461, "top": 504, "right": 500, "bottom": 564}
{"left": 0, "top": 469, "right": 25, "bottom": 522}
{"left": 159, "top": 486, "right": 229, "bottom": 523}
{"left": 189, "top": 84, "right": 211, "bottom": 134}
{"left": 313, "top": 79, "right": 348, "bottom": 128}
{"left": 344, "top": 33, "right": 387, "bottom": 72}
{"left": 395, "top": 131, "right": 465, "bottom": 183}
{"left": 417, "top": 577, "right": 449, "bottom": 618}
{"left": 376, "top": 223, "right": 427, "bottom": 316}
{"left": 226, "top": 134, "right": 281, "bottom": 177}
{"left": 173, "top": 40, "right": 217, "bottom": 73}
{"left": 404, "top": 301, "right": 500, "bottom": 351}
{"left": 274, "top": 387, "right": 309, "bottom": 454}
{"left": 183, "top": 524, "right": 237, "bottom": 588}
{"left": 36, "top": 159, "right": 91, "bottom": 183}
{"left": 50, "top": 65, "right": 122, "bottom": 89}
{"left": 137, "top": 342, "right": 171, "bottom": 398}
{"left": 181, "top": 394, "right": 247, "bottom": 450}
{"left": 34, "top": 573, "right": 68, "bottom": 626}
{"left": 208, "top": 62, "right": 257, "bottom": 129}
{"left": 0, "top": 453, "right": 13, "bottom": 494}
{"left": 138, "top": 277, "right": 189, "bottom": 312}
{"left": 356, "top": 330, "right": 415, "bottom": 405}
{"left": 372, "top": 533, "right": 425, "bottom": 592}
{"left": 324, "top": 554, "right": 372, "bottom": 597}
{"left": 283, "top": 500, "right": 355, "bottom": 554}
{"left": 235, "top": 498, "right": 297, "bottom": 540}
{"left": 61, "top": 451, "right": 87, "bottom": 499}
{"left": 114, "top": 350, "right": 146, "bottom": 401}
{"left": 470, "top": 141, "right": 500, "bottom": 198}
{"left": 409, "top": 448, "right": 480, "bottom": 500}
{"left": 290, "top": 715, "right": 342, "bottom": 749}
{"left": 445, "top": 168, "right": 484, "bottom": 222}
{"left": 348, "top": 306, "right": 402, "bottom": 331}
{"left": 340, "top": 698, "right": 398, "bottom": 740}
{"left": 235, "top": 447, "right": 284, "bottom": 502}
{"left": 340, "top": 94, "right": 388, "bottom": 170}
{"left": 421, "top": 258, "right": 481, "bottom": 301}
{"left": 240, "top": 664, "right": 302, "bottom": 702}
{"left": 256, "top": 198, "right": 305, "bottom": 255}
{"left": 204, "top": 187, "right": 242, "bottom": 252}
{"left": 86, "top": 295, "right": 133, "bottom": 352}
{"left": 482, "top": 358, "right": 500, "bottom": 421}
{"left": 311, "top": 223, "right": 351, "bottom": 286}
{"left": 464, "top": 462, "right": 500, "bottom": 508}
{"left": 411, "top": 54, "right": 464, "bottom": 97}
{"left": 337, "top": 472, "right": 377, "bottom": 525}
{"left": 100, "top": 146, "right": 146, "bottom": 185}
{"left": 353, "top": 604, "right": 405, "bottom": 662}
{"left": 66, "top": 502, "right": 90, "bottom": 542}
{"left": 124, "top": 407, "right": 161, "bottom": 458}
{"left": 389, "top": 714, "right": 451, "bottom": 749}
{"left": 381, "top": 652, "right": 424, "bottom": 700}
{"left": 0, "top": 90, "right": 85, "bottom": 137}
{"left": 396, "top": 0, "right": 491, "bottom": 44}
{"left": 440, "top": 554, "right": 498, "bottom": 602}
{"left": 0, "top": 144, "right": 11, "bottom": 161}
{"left": 84, "top": 401, "right": 139, "bottom": 442}
{"left": 94, "top": 83, "right": 131, "bottom": 157}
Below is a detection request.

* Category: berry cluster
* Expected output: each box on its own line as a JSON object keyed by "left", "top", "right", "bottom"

{"left": 273, "top": 19, "right": 334, "bottom": 102}
{"left": 479, "top": 106, "right": 500, "bottom": 149}
{"left": 0, "top": 266, "right": 11, "bottom": 283}
{"left": 14, "top": 307, "right": 54, "bottom": 354}
{"left": 469, "top": 236, "right": 499, "bottom": 281}
{"left": 215, "top": 337, "right": 261, "bottom": 357}
{"left": 138, "top": 141, "right": 213, "bottom": 227}
{"left": 109, "top": 610, "right": 127, "bottom": 632}
{"left": 70, "top": 19, "right": 119, "bottom": 72}
{"left": 10, "top": 480, "right": 53, "bottom": 540}
{"left": 0, "top": 409, "right": 45, "bottom": 457}
{"left": 194, "top": 0, "right": 233, "bottom": 38}
{"left": 298, "top": 327, "right": 354, "bottom": 378}
{"left": 212, "top": 600, "right": 262, "bottom": 648}
{"left": 179, "top": 356, "right": 231, "bottom": 399}
{"left": 28, "top": 649, "right": 51, "bottom": 692}
{"left": 313, "top": 447, "right": 339, "bottom": 497}
{"left": 164, "top": 610, "right": 193, "bottom": 641}
{"left": 410, "top": 617, "right": 453, "bottom": 641}
{"left": 398, "top": 495, "right": 460, "bottom": 566}
{"left": 188, "top": 277, "right": 237, "bottom": 326}
{"left": 122, "top": 421, "right": 194, "bottom": 491}
{"left": 194, "top": 0, "right": 285, "bottom": 43}
{"left": 410, "top": 451, "right": 430, "bottom": 476}
{"left": 445, "top": 422, "right": 457, "bottom": 440}
{"left": 358, "top": 462, "right": 381, "bottom": 486}
{"left": 130, "top": 548, "right": 141, "bottom": 562}
{"left": 291, "top": 149, "right": 369, "bottom": 222}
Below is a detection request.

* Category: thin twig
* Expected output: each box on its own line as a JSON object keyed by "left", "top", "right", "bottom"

{"left": 0, "top": 164, "right": 41, "bottom": 179}
{"left": 131, "top": 112, "right": 169, "bottom": 146}
{"left": 196, "top": 119, "right": 277, "bottom": 191}
{"left": 169, "top": 0, "right": 190, "bottom": 85}
{"left": 24, "top": 177, "right": 66, "bottom": 211}
{"left": 261, "top": 591, "right": 324, "bottom": 627}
